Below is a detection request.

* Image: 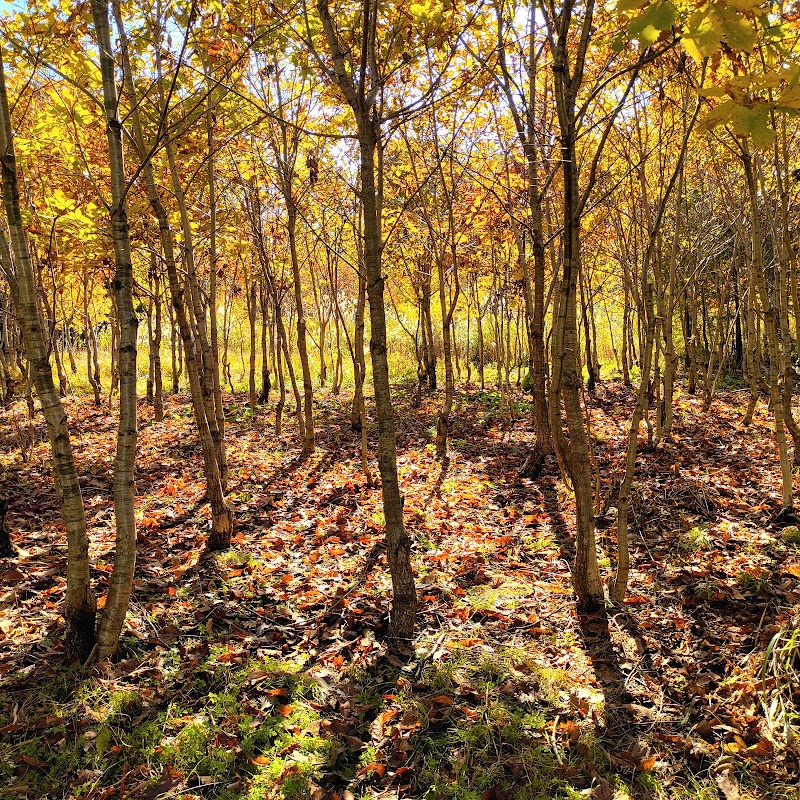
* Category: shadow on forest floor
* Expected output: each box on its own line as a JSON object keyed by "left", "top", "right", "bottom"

{"left": 0, "top": 384, "right": 798, "bottom": 799}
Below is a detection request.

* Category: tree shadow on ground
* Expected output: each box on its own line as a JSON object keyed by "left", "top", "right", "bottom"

{"left": 539, "top": 479, "right": 641, "bottom": 754}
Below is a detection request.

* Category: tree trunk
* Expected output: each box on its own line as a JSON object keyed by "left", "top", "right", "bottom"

{"left": 740, "top": 147, "right": 793, "bottom": 508}
{"left": 152, "top": 268, "right": 164, "bottom": 422}
{"left": 169, "top": 297, "right": 179, "bottom": 395}
{"left": 91, "top": 0, "right": 139, "bottom": 661}
{"left": 84, "top": 274, "right": 102, "bottom": 406}
{"left": 248, "top": 279, "right": 258, "bottom": 410}
{"left": 358, "top": 123, "right": 417, "bottom": 641}
{"left": 287, "top": 201, "right": 315, "bottom": 455}
{"left": 743, "top": 145, "right": 792, "bottom": 506}
{"left": 117, "top": 2, "right": 231, "bottom": 548}
{"left": 547, "top": 0, "right": 603, "bottom": 610}
{"left": 274, "top": 311, "right": 286, "bottom": 437}
{"left": 0, "top": 47, "right": 97, "bottom": 662}
{"left": 206, "top": 82, "right": 227, "bottom": 476}
{"left": 165, "top": 139, "right": 228, "bottom": 490}
{"left": 351, "top": 269, "right": 367, "bottom": 432}
{"left": 259, "top": 283, "right": 272, "bottom": 404}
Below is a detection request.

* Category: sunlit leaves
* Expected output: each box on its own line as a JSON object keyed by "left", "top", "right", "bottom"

{"left": 626, "top": 1, "right": 677, "bottom": 47}
{"left": 702, "top": 98, "right": 775, "bottom": 146}
{"left": 681, "top": 8, "right": 723, "bottom": 60}
{"left": 618, "top": 0, "right": 795, "bottom": 148}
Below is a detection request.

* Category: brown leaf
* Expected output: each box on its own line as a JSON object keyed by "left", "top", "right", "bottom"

{"left": 590, "top": 778, "right": 615, "bottom": 800}
{"left": 430, "top": 695, "right": 454, "bottom": 706}
{"left": 714, "top": 766, "right": 741, "bottom": 800}
{"left": 144, "top": 764, "right": 183, "bottom": 799}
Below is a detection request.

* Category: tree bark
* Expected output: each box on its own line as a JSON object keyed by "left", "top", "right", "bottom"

{"left": 0, "top": 47, "right": 97, "bottom": 662}
{"left": 546, "top": 0, "right": 603, "bottom": 610}
{"left": 116, "top": 1, "right": 231, "bottom": 548}
{"left": 315, "top": 0, "right": 417, "bottom": 642}
{"left": 90, "top": 0, "right": 139, "bottom": 661}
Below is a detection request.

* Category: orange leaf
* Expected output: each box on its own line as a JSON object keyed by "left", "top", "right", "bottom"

{"left": 537, "top": 582, "right": 571, "bottom": 594}
{"left": 430, "top": 695, "right": 453, "bottom": 706}
{"left": 358, "top": 763, "right": 385, "bottom": 778}
{"left": 746, "top": 738, "right": 774, "bottom": 758}
{"left": 20, "top": 754, "right": 48, "bottom": 769}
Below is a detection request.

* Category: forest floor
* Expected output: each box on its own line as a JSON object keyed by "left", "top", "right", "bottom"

{"left": 0, "top": 382, "right": 799, "bottom": 800}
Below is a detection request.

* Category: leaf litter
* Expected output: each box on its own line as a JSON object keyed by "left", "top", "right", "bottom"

{"left": 0, "top": 383, "right": 798, "bottom": 799}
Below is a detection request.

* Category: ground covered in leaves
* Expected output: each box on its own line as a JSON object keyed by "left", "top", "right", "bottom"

{"left": 1, "top": 383, "right": 799, "bottom": 800}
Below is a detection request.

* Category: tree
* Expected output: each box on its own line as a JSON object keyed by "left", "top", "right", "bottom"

{"left": 296, "top": 0, "right": 436, "bottom": 641}
{"left": 113, "top": 0, "right": 233, "bottom": 550}
{"left": 88, "top": 0, "right": 138, "bottom": 660}
{"left": 0, "top": 45, "right": 97, "bottom": 662}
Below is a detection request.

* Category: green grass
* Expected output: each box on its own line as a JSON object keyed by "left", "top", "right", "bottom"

{"left": 677, "top": 524, "right": 713, "bottom": 553}
{"left": 466, "top": 580, "right": 531, "bottom": 613}
{"left": 0, "top": 646, "right": 335, "bottom": 800}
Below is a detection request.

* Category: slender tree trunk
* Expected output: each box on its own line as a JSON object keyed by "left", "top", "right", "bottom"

{"left": 287, "top": 201, "right": 315, "bottom": 455}
{"left": 743, "top": 147, "right": 792, "bottom": 506}
{"left": 108, "top": 290, "right": 119, "bottom": 406}
{"left": 580, "top": 267, "right": 596, "bottom": 394}
{"left": 146, "top": 292, "right": 154, "bottom": 405}
{"left": 117, "top": 2, "right": 231, "bottom": 547}
{"left": 351, "top": 269, "right": 367, "bottom": 432}
{"left": 248, "top": 279, "right": 258, "bottom": 410}
{"left": 465, "top": 291, "right": 472, "bottom": 385}
{"left": 435, "top": 252, "right": 456, "bottom": 458}
{"left": 661, "top": 187, "right": 680, "bottom": 438}
{"left": 357, "top": 123, "right": 417, "bottom": 640}
{"left": 259, "top": 284, "right": 271, "bottom": 404}
{"left": 206, "top": 80, "right": 227, "bottom": 479}
{"left": 165, "top": 140, "right": 228, "bottom": 489}
{"left": 476, "top": 287, "right": 486, "bottom": 389}
{"left": 0, "top": 339, "right": 11, "bottom": 408}
{"left": 548, "top": 1, "right": 603, "bottom": 610}
{"left": 316, "top": 0, "right": 421, "bottom": 642}
{"left": 612, "top": 92, "right": 700, "bottom": 599}
{"left": 332, "top": 301, "right": 343, "bottom": 395}
{"left": 0, "top": 49, "right": 96, "bottom": 662}
{"left": 271, "top": 283, "right": 305, "bottom": 442}
{"left": 152, "top": 268, "right": 164, "bottom": 422}
{"left": 84, "top": 275, "right": 102, "bottom": 406}
{"left": 274, "top": 313, "right": 286, "bottom": 436}
{"left": 90, "top": 0, "right": 139, "bottom": 661}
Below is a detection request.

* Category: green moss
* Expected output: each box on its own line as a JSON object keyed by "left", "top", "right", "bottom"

{"left": 467, "top": 580, "right": 530, "bottom": 612}
{"left": 781, "top": 525, "right": 800, "bottom": 545}
{"left": 531, "top": 665, "right": 571, "bottom": 706}
{"left": 678, "top": 524, "right": 713, "bottom": 553}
